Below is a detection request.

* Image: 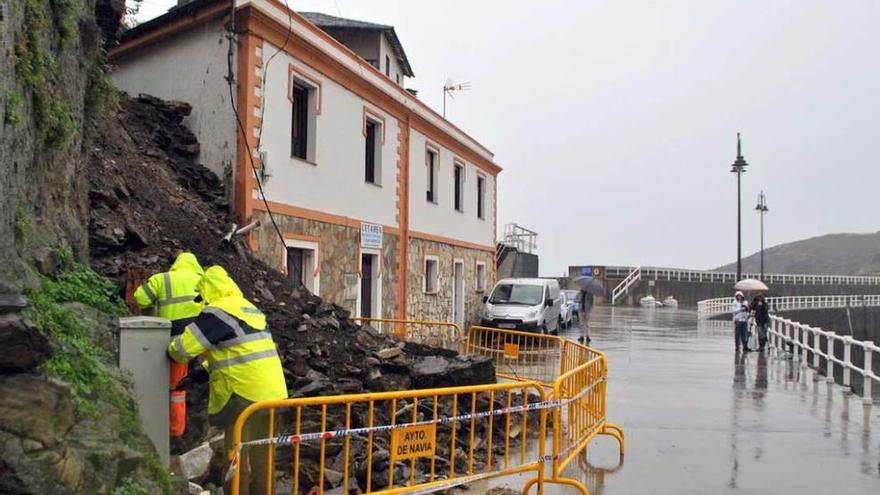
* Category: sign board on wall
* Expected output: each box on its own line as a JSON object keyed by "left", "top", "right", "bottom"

{"left": 361, "top": 223, "right": 383, "bottom": 249}
{"left": 579, "top": 266, "right": 603, "bottom": 278}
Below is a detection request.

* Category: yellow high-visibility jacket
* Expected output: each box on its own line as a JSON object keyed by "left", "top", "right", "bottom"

{"left": 134, "top": 252, "right": 204, "bottom": 334}
{"left": 167, "top": 266, "right": 287, "bottom": 414}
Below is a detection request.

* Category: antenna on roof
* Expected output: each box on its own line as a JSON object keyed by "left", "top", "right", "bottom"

{"left": 443, "top": 78, "right": 471, "bottom": 118}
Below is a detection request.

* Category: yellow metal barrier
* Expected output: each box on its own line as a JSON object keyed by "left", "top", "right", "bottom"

{"left": 229, "top": 382, "right": 548, "bottom": 495}
{"left": 351, "top": 317, "right": 465, "bottom": 353}
{"left": 542, "top": 339, "right": 624, "bottom": 494}
{"left": 467, "top": 326, "right": 624, "bottom": 495}
{"left": 465, "top": 326, "right": 562, "bottom": 388}
{"left": 230, "top": 321, "right": 623, "bottom": 495}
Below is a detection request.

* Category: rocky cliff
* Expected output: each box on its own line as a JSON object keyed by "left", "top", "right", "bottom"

{"left": 0, "top": 1, "right": 170, "bottom": 494}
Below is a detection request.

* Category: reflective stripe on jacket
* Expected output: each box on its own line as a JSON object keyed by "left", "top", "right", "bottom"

{"left": 134, "top": 252, "right": 204, "bottom": 333}
{"left": 167, "top": 266, "right": 287, "bottom": 414}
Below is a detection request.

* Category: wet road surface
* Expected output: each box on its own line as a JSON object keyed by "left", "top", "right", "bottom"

{"left": 493, "top": 305, "right": 880, "bottom": 494}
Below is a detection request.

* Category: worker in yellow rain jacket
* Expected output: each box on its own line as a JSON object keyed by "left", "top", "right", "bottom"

{"left": 168, "top": 265, "right": 287, "bottom": 495}
{"left": 134, "top": 252, "right": 204, "bottom": 437}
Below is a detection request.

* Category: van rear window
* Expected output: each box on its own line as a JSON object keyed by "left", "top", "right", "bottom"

{"left": 488, "top": 284, "right": 544, "bottom": 305}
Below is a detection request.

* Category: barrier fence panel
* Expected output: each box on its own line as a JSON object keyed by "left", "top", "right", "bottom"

{"left": 351, "top": 318, "right": 465, "bottom": 353}
{"left": 229, "top": 382, "right": 548, "bottom": 495}
{"left": 230, "top": 322, "right": 623, "bottom": 495}
{"left": 465, "top": 326, "right": 562, "bottom": 388}
{"left": 551, "top": 340, "right": 623, "bottom": 489}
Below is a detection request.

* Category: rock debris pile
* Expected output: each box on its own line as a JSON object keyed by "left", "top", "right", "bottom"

{"left": 88, "top": 94, "right": 511, "bottom": 491}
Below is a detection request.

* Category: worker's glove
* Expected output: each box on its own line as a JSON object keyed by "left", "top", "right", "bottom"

{"left": 172, "top": 366, "right": 209, "bottom": 391}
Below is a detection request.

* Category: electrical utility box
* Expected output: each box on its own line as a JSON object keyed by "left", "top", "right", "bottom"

{"left": 119, "top": 316, "right": 171, "bottom": 466}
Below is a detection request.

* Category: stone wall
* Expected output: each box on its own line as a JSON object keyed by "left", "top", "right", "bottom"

{"left": 251, "top": 211, "right": 398, "bottom": 319}
{"left": 406, "top": 237, "right": 496, "bottom": 329}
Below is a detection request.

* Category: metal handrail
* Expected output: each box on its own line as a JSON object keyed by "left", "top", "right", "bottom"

{"left": 604, "top": 265, "right": 880, "bottom": 286}
{"left": 611, "top": 266, "right": 641, "bottom": 305}
{"left": 697, "top": 294, "right": 880, "bottom": 319}
{"left": 762, "top": 315, "right": 879, "bottom": 404}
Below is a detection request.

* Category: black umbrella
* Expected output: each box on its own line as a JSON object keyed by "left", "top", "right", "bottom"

{"left": 572, "top": 276, "right": 605, "bottom": 296}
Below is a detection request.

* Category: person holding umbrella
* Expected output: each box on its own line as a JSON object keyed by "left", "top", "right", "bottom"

{"left": 731, "top": 291, "right": 750, "bottom": 352}
{"left": 751, "top": 294, "right": 770, "bottom": 351}
{"left": 732, "top": 278, "right": 769, "bottom": 353}
{"left": 572, "top": 276, "right": 605, "bottom": 344}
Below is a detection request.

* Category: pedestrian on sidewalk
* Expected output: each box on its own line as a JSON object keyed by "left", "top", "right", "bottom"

{"left": 731, "top": 291, "right": 750, "bottom": 352}
{"left": 578, "top": 289, "right": 593, "bottom": 344}
{"left": 752, "top": 294, "right": 770, "bottom": 351}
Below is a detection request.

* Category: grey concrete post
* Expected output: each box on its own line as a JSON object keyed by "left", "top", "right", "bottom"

{"left": 119, "top": 316, "right": 172, "bottom": 466}
{"left": 863, "top": 350, "right": 873, "bottom": 405}
{"left": 842, "top": 337, "right": 852, "bottom": 389}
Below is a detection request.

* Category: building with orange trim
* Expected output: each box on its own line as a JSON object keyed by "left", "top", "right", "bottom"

{"left": 110, "top": 0, "right": 501, "bottom": 328}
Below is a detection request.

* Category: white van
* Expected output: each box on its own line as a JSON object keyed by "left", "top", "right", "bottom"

{"left": 480, "top": 278, "right": 563, "bottom": 334}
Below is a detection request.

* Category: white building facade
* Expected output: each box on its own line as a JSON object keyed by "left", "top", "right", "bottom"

{"left": 110, "top": 0, "right": 500, "bottom": 329}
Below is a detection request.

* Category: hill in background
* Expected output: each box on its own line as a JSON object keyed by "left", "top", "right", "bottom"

{"left": 715, "top": 231, "right": 880, "bottom": 275}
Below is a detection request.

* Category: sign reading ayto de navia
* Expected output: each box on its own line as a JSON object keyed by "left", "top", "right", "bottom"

{"left": 391, "top": 424, "right": 436, "bottom": 461}
{"left": 361, "top": 222, "right": 383, "bottom": 249}
{"left": 503, "top": 343, "right": 520, "bottom": 359}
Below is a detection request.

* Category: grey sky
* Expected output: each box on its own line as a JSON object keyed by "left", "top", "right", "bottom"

{"left": 135, "top": 1, "right": 880, "bottom": 276}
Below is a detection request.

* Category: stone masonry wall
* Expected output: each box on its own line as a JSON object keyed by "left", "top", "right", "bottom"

{"left": 406, "top": 237, "right": 496, "bottom": 329}
{"left": 251, "top": 211, "right": 398, "bottom": 319}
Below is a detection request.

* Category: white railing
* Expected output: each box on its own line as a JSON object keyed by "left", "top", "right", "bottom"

{"left": 603, "top": 265, "right": 880, "bottom": 286}
{"left": 764, "top": 315, "right": 880, "bottom": 404}
{"left": 501, "top": 222, "right": 538, "bottom": 254}
{"left": 697, "top": 294, "right": 880, "bottom": 319}
{"left": 611, "top": 266, "right": 642, "bottom": 305}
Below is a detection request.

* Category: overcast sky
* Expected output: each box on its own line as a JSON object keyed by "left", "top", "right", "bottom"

{"left": 135, "top": 1, "right": 880, "bottom": 276}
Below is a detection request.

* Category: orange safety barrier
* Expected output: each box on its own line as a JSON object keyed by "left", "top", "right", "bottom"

{"left": 230, "top": 322, "right": 623, "bottom": 495}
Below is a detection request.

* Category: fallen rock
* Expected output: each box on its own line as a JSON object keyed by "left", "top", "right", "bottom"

{"left": 179, "top": 442, "right": 213, "bottom": 480}
{"left": 188, "top": 481, "right": 206, "bottom": 494}
{"left": 410, "top": 355, "right": 496, "bottom": 390}
{"left": 375, "top": 347, "right": 403, "bottom": 360}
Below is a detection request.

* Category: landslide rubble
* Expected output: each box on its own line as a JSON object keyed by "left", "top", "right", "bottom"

{"left": 88, "top": 94, "right": 506, "bottom": 490}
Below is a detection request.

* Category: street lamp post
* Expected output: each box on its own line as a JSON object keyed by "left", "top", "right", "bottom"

{"left": 731, "top": 133, "right": 749, "bottom": 281}
{"left": 755, "top": 191, "right": 769, "bottom": 280}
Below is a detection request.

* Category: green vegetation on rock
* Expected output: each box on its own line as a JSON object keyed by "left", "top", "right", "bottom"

{"left": 111, "top": 477, "right": 149, "bottom": 495}
{"left": 14, "top": 207, "right": 30, "bottom": 244}
{"left": 4, "top": 91, "right": 23, "bottom": 127}
{"left": 25, "top": 251, "right": 171, "bottom": 491}
{"left": 14, "top": 0, "right": 78, "bottom": 147}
